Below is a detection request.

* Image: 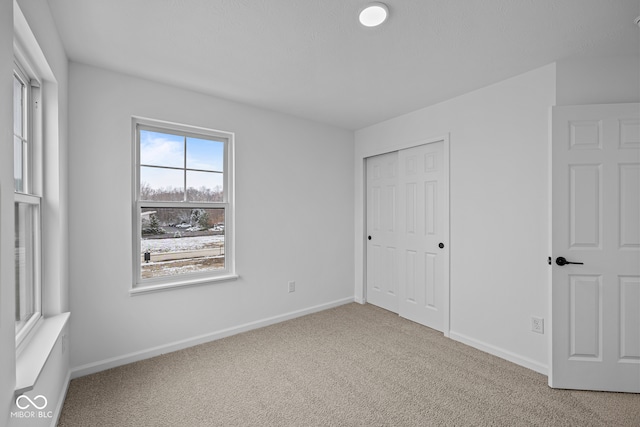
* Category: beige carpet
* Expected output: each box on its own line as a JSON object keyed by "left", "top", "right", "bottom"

{"left": 58, "top": 303, "right": 640, "bottom": 426}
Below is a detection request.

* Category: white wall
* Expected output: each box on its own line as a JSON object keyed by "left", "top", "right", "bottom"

{"left": 355, "top": 64, "right": 556, "bottom": 373}
{"left": 557, "top": 55, "right": 640, "bottom": 106}
{"left": 2, "top": 0, "right": 70, "bottom": 425}
{"left": 68, "top": 63, "right": 355, "bottom": 374}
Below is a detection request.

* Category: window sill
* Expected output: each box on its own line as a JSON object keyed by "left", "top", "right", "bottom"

{"left": 15, "top": 312, "right": 70, "bottom": 395}
{"left": 130, "top": 274, "right": 239, "bottom": 296}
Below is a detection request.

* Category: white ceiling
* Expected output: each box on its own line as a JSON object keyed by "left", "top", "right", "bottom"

{"left": 48, "top": 0, "right": 640, "bottom": 130}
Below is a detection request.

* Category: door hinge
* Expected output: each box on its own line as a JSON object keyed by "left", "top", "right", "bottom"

{"left": 548, "top": 256, "right": 552, "bottom": 265}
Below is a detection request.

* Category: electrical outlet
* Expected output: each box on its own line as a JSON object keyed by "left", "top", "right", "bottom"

{"left": 531, "top": 317, "right": 544, "bottom": 334}
{"left": 288, "top": 281, "right": 295, "bottom": 293}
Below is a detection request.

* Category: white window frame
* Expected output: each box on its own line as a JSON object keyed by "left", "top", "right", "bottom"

{"left": 131, "top": 117, "right": 236, "bottom": 294}
{"left": 13, "top": 57, "right": 43, "bottom": 348}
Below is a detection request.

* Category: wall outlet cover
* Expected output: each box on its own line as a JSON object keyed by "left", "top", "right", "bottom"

{"left": 531, "top": 317, "right": 544, "bottom": 334}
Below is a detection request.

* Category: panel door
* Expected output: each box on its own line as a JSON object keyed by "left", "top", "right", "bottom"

{"left": 551, "top": 103, "right": 640, "bottom": 392}
{"left": 398, "top": 142, "right": 445, "bottom": 331}
{"left": 366, "top": 152, "right": 399, "bottom": 313}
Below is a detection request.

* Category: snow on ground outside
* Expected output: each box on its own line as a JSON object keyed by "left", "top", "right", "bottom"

{"left": 141, "top": 235, "right": 224, "bottom": 254}
{"left": 141, "top": 256, "right": 224, "bottom": 279}
{"left": 142, "top": 258, "right": 222, "bottom": 275}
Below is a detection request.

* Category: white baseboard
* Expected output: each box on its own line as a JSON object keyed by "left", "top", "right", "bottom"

{"left": 50, "top": 369, "right": 71, "bottom": 427}
{"left": 449, "top": 331, "right": 548, "bottom": 376}
{"left": 71, "top": 297, "right": 354, "bottom": 379}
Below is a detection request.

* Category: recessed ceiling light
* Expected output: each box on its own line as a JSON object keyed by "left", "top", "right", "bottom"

{"left": 359, "top": 3, "right": 389, "bottom": 27}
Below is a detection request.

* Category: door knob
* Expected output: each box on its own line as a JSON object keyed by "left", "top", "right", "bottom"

{"left": 555, "top": 256, "right": 584, "bottom": 266}
{"left": 368, "top": 236, "right": 372, "bottom": 240}
{"left": 438, "top": 243, "right": 444, "bottom": 249}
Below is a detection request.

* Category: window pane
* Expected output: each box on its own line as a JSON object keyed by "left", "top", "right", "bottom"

{"left": 15, "top": 202, "right": 37, "bottom": 334}
{"left": 13, "top": 75, "right": 23, "bottom": 137}
{"left": 186, "top": 137, "right": 224, "bottom": 172}
{"left": 186, "top": 171, "right": 223, "bottom": 202}
{"left": 140, "top": 129, "right": 184, "bottom": 168}
{"left": 14, "top": 136, "right": 24, "bottom": 193}
{"left": 140, "top": 207, "right": 225, "bottom": 279}
{"left": 140, "top": 166, "right": 184, "bottom": 201}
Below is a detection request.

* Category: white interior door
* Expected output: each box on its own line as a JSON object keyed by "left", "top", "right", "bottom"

{"left": 551, "top": 103, "right": 640, "bottom": 392}
{"left": 398, "top": 142, "right": 446, "bottom": 331}
{"left": 366, "top": 152, "right": 399, "bottom": 313}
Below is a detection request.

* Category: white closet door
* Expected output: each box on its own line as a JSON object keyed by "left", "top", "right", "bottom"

{"left": 398, "top": 142, "right": 445, "bottom": 331}
{"left": 366, "top": 151, "right": 399, "bottom": 313}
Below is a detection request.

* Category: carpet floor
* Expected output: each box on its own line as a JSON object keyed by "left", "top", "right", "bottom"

{"left": 58, "top": 303, "right": 640, "bottom": 426}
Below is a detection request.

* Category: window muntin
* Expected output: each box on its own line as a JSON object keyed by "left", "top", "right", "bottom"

{"left": 134, "top": 119, "right": 233, "bottom": 288}
{"left": 13, "top": 61, "right": 42, "bottom": 345}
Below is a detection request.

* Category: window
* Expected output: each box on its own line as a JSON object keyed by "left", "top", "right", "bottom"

{"left": 133, "top": 118, "right": 235, "bottom": 291}
{"left": 13, "top": 61, "right": 42, "bottom": 345}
